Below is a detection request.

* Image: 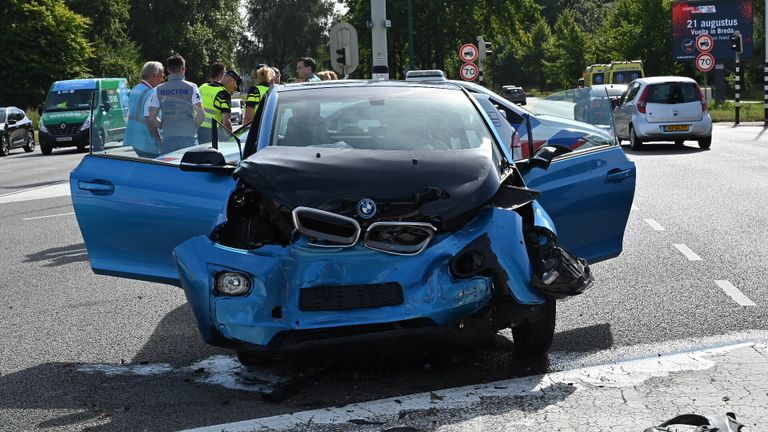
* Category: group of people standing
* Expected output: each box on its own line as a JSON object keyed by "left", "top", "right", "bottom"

{"left": 125, "top": 54, "right": 334, "bottom": 158}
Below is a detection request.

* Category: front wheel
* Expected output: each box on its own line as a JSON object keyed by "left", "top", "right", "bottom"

{"left": 512, "top": 299, "right": 556, "bottom": 358}
{"left": 23, "top": 131, "right": 35, "bottom": 152}
{"left": 674, "top": 139, "right": 684, "bottom": 147}
{"left": 40, "top": 142, "right": 53, "bottom": 155}
{"left": 698, "top": 136, "right": 711, "bottom": 149}
{"left": 629, "top": 126, "right": 643, "bottom": 150}
{"left": 0, "top": 135, "right": 9, "bottom": 156}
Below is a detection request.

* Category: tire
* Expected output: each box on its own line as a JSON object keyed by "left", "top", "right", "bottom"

{"left": 0, "top": 135, "right": 9, "bottom": 157}
{"left": 512, "top": 299, "right": 556, "bottom": 358}
{"left": 674, "top": 139, "right": 684, "bottom": 147}
{"left": 629, "top": 125, "right": 643, "bottom": 150}
{"left": 77, "top": 144, "right": 87, "bottom": 152}
{"left": 698, "top": 136, "right": 711, "bottom": 149}
{"left": 40, "top": 142, "right": 53, "bottom": 155}
{"left": 23, "top": 131, "right": 35, "bottom": 152}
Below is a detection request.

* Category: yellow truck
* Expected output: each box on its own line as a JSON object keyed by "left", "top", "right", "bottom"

{"left": 583, "top": 61, "right": 644, "bottom": 85}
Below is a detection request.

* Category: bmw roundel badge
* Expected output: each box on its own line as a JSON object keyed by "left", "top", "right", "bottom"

{"left": 357, "top": 198, "right": 377, "bottom": 219}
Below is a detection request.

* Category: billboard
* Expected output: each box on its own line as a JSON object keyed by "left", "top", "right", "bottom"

{"left": 672, "top": 0, "right": 753, "bottom": 61}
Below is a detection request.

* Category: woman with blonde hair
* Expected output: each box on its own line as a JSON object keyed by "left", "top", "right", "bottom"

{"left": 244, "top": 65, "right": 275, "bottom": 124}
{"left": 316, "top": 70, "right": 338, "bottom": 80}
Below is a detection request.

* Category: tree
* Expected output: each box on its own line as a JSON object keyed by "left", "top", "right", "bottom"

{"left": 239, "top": 0, "right": 336, "bottom": 79}
{"left": 524, "top": 17, "right": 553, "bottom": 90}
{"left": 67, "top": 0, "right": 142, "bottom": 83}
{"left": 0, "top": 0, "right": 93, "bottom": 108}
{"left": 596, "top": 0, "right": 677, "bottom": 76}
{"left": 544, "top": 10, "right": 588, "bottom": 88}
{"left": 129, "top": 0, "right": 240, "bottom": 84}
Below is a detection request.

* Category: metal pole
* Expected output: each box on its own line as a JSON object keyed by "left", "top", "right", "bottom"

{"left": 371, "top": 0, "right": 389, "bottom": 80}
{"left": 764, "top": 0, "right": 768, "bottom": 125}
{"left": 477, "top": 35, "right": 484, "bottom": 85}
{"left": 407, "top": 0, "right": 415, "bottom": 71}
{"left": 735, "top": 51, "right": 741, "bottom": 125}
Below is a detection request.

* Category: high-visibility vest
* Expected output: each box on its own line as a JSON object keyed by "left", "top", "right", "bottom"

{"left": 199, "top": 82, "right": 225, "bottom": 129}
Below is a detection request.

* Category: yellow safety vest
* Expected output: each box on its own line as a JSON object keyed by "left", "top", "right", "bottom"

{"left": 199, "top": 82, "right": 224, "bottom": 129}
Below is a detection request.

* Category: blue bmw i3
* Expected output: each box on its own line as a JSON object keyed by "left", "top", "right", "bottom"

{"left": 70, "top": 80, "right": 635, "bottom": 363}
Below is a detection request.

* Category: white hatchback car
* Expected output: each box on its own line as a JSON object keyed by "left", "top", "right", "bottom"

{"left": 613, "top": 76, "right": 712, "bottom": 150}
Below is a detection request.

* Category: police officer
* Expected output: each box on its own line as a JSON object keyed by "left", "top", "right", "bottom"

{"left": 243, "top": 65, "right": 274, "bottom": 124}
{"left": 145, "top": 54, "right": 205, "bottom": 154}
{"left": 126, "top": 61, "right": 164, "bottom": 158}
{"left": 198, "top": 68, "right": 242, "bottom": 143}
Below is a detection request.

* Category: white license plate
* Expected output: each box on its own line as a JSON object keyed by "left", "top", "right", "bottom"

{"left": 56, "top": 137, "right": 73, "bottom": 142}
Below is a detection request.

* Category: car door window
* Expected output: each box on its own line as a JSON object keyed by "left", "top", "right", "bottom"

{"left": 91, "top": 86, "right": 247, "bottom": 165}
{"left": 625, "top": 83, "right": 641, "bottom": 102}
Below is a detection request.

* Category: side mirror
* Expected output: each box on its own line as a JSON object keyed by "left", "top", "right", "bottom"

{"left": 179, "top": 147, "right": 234, "bottom": 174}
{"left": 101, "top": 101, "right": 111, "bottom": 112}
{"left": 529, "top": 145, "right": 559, "bottom": 170}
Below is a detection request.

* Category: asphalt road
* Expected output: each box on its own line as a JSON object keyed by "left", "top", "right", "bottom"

{"left": 1, "top": 124, "right": 767, "bottom": 431}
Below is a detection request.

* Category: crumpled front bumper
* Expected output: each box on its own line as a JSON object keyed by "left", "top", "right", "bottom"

{"left": 173, "top": 207, "right": 546, "bottom": 351}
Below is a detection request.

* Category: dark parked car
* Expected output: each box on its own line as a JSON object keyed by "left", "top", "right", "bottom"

{"left": 501, "top": 85, "right": 527, "bottom": 105}
{"left": 0, "top": 106, "right": 35, "bottom": 156}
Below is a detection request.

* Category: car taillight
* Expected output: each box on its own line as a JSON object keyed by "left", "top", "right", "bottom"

{"left": 695, "top": 84, "right": 707, "bottom": 112}
{"left": 637, "top": 86, "right": 651, "bottom": 114}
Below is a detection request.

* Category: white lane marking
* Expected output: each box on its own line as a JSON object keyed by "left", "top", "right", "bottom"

{"left": 0, "top": 182, "right": 71, "bottom": 204}
{"left": 715, "top": 280, "right": 756, "bottom": 306}
{"left": 673, "top": 243, "right": 702, "bottom": 261}
{"left": 644, "top": 218, "right": 665, "bottom": 231}
{"left": 180, "top": 343, "right": 753, "bottom": 432}
{"left": 23, "top": 212, "right": 75, "bottom": 221}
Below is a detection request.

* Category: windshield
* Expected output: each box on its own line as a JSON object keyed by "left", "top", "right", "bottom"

{"left": 231, "top": 99, "right": 241, "bottom": 108}
{"left": 272, "top": 86, "right": 494, "bottom": 151}
{"left": 44, "top": 89, "right": 93, "bottom": 111}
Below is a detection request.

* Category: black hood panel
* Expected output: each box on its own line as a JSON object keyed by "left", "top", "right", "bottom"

{"left": 234, "top": 146, "right": 501, "bottom": 225}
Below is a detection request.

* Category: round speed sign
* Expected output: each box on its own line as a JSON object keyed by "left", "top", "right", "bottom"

{"left": 459, "top": 62, "right": 479, "bottom": 81}
{"left": 695, "top": 52, "right": 715, "bottom": 72}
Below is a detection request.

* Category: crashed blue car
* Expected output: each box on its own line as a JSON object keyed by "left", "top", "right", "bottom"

{"left": 71, "top": 80, "right": 635, "bottom": 362}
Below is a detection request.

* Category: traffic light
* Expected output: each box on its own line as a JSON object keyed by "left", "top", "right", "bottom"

{"left": 730, "top": 33, "right": 743, "bottom": 53}
{"left": 478, "top": 40, "right": 493, "bottom": 60}
{"left": 336, "top": 46, "right": 349, "bottom": 66}
{"left": 484, "top": 42, "right": 493, "bottom": 57}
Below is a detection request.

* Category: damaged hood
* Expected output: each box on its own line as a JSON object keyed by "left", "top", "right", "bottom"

{"left": 233, "top": 146, "right": 502, "bottom": 224}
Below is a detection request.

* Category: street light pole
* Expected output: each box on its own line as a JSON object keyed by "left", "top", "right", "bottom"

{"left": 407, "top": 0, "right": 415, "bottom": 72}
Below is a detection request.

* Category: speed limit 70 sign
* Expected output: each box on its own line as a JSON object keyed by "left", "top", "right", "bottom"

{"left": 459, "top": 62, "right": 479, "bottom": 81}
{"left": 695, "top": 52, "right": 715, "bottom": 72}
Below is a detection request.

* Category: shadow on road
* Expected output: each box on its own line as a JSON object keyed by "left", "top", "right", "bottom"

{"left": 0, "top": 301, "right": 613, "bottom": 431}
{"left": 621, "top": 143, "right": 708, "bottom": 156}
{"left": 24, "top": 243, "right": 89, "bottom": 267}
